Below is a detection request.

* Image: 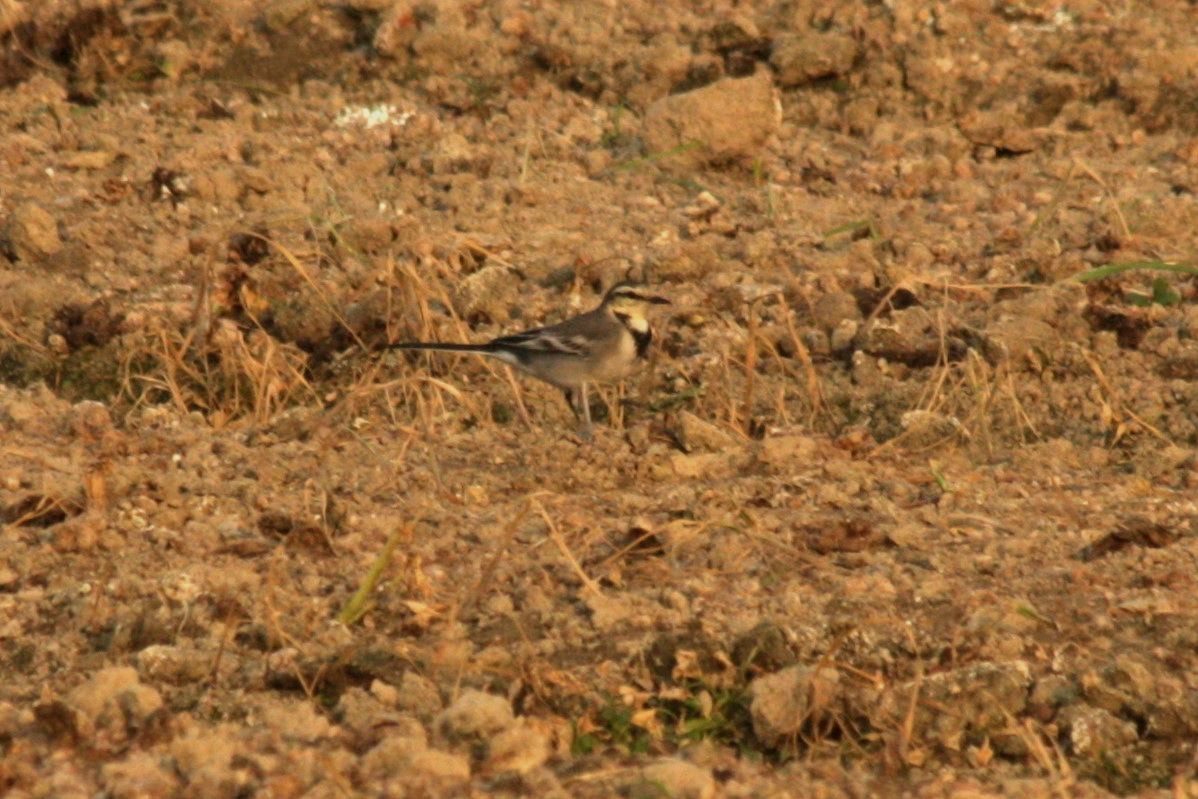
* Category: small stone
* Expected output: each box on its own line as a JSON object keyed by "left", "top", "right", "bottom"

{"left": 67, "top": 666, "right": 164, "bottom": 751}
{"left": 1028, "top": 675, "right": 1081, "bottom": 721}
{"left": 810, "top": 291, "right": 862, "bottom": 330}
{"left": 643, "top": 71, "right": 780, "bottom": 169}
{"left": 639, "top": 758, "right": 716, "bottom": 799}
{"left": 749, "top": 665, "right": 841, "bottom": 748}
{"left": 397, "top": 671, "right": 443, "bottom": 718}
{"left": 731, "top": 621, "right": 795, "bottom": 672}
{"left": 1059, "top": 705, "right": 1138, "bottom": 757}
{"left": 885, "top": 660, "right": 1032, "bottom": 753}
{"left": 263, "top": 0, "right": 316, "bottom": 30}
{"left": 985, "top": 316, "right": 1056, "bottom": 363}
{"left": 829, "top": 318, "right": 859, "bottom": 351}
{"left": 51, "top": 513, "right": 105, "bottom": 552}
{"left": 584, "top": 149, "right": 611, "bottom": 177}
{"left": 586, "top": 592, "right": 636, "bottom": 633}
{"left": 486, "top": 720, "right": 550, "bottom": 774}
{"left": 239, "top": 167, "right": 273, "bottom": 193}
{"left": 371, "top": 679, "right": 399, "bottom": 706}
{"left": 771, "top": 32, "right": 859, "bottom": 86}
{"left": 101, "top": 752, "right": 180, "bottom": 799}
{"left": 360, "top": 732, "right": 431, "bottom": 780}
{"left": 62, "top": 150, "right": 116, "bottom": 170}
{"left": 453, "top": 265, "right": 513, "bottom": 321}
{"left": 137, "top": 645, "right": 210, "bottom": 685}
{"left": 676, "top": 411, "right": 738, "bottom": 452}
{"left": 758, "top": 434, "right": 818, "bottom": 472}
{"left": 404, "top": 748, "right": 471, "bottom": 782}
{"left": 374, "top": 3, "right": 421, "bottom": 56}
{"left": 255, "top": 697, "right": 335, "bottom": 743}
{"left": 3, "top": 202, "right": 63, "bottom": 261}
{"left": 669, "top": 452, "right": 737, "bottom": 479}
{"left": 71, "top": 400, "right": 116, "bottom": 444}
{"left": 155, "top": 39, "right": 192, "bottom": 79}
{"left": 342, "top": 217, "right": 394, "bottom": 254}
{"left": 0, "top": 563, "right": 19, "bottom": 589}
{"left": 436, "top": 690, "right": 513, "bottom": 739}
{"left": 429, "top": 132, "right": 482, "bottom": 174}
{"left": 959, "top": 109, "right": 1042, "bottom": 153}
{"left": 169, "top": 728, "right": 238, "bottom": 788}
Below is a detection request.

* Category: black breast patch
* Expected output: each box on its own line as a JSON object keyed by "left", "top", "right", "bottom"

{"left": 615, "top": 313, "right": 653, "bottom": 358}
{"left": 632, "top": 327, "right": 652, "bottom": 357}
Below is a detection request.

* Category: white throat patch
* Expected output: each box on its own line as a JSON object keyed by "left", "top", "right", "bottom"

{"left": 623, "top": 314, "right": 649, "bottom": 333}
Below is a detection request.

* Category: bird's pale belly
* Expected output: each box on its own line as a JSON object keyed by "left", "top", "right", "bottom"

{"left": 515, "top": 334, "right": 639, "bottom": 388}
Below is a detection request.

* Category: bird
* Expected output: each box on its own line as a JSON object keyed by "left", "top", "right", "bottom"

{"left": 384, "top": 281, "right": 670, "bottom": 437}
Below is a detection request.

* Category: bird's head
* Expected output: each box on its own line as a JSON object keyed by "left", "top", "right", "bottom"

{"left": 602, "top": 282, "right": 671, "bottom": 316}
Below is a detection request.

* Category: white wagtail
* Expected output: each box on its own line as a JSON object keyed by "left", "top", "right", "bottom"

{"left": 385, "top": 282, "right": 670, "bottom": 436}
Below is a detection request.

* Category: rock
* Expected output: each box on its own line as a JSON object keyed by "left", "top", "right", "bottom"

{"left": 70, "top": 400, "right": 115, "bottom": 441}
{"left": 668, "top": 452, "right": 738, "bottom": 479}
{"left": 861, "top": 306, "right": 937, "bottom": 363}
{"left": 639, "top": 758, "right": 716, "bottom": 799}
{"left": 452, "top": 265, "right": 513, "bottom": 321}
{"left": 101, "top": 752, "right": 181, "bottom": 799}
{"left": 771, "top": 31, "right": 859, "bottom": 86}
{"left": 404, "top": 748, "right": 472, "bottom": 782}
{"left": 810, "top": 291, "right": 862, "bottom": 330}
{"left": 62, "top": 150, "right": 116, "bottom": 170}
{"left": 255, "top": 697, "right": 335, "bottom": 743}
{"left": 262, "top": 0, "right": 316, "bottom": 30}
{"left": 676, "top": 411, "right": 739, "bottom": 452}
{"left": 436, "top": 690, "right": 514, "bottom": 739}
{"left": 342, "top": 216, "right": 394, "bottom": 254}
{"left": 137, "top": 645, "right": 210, "bottom": 685}
{"left": 374, "top": 3, "right": 421, "bottom": 56}
{"left": 336, "top": 687, "right": 424, "bottom": 750}
{"left": 585, "top": 592, "right": 636, "bottom": 633}
{"left": 880, "top": 660, "right": 1032, "bottom": 754}
{"left": 428, "top": 131, "right": 485, "bottom": 174}
{"left": 67, "top": 667, "right": 164, "bottom": 750}
{"left": 170, "top": 727, "right": 239, "bottom": 795}
{"left": 68, "top": 666, "right": 160, "bottom": 722}
{"left": 360, "top": 732, "right": 432, "bottom": 780}
{"left": 959, "top": 109, "right": 1042, "bottom": 153}
{"left": 1059, "top": 705, "right": 1138, "bottom": 757}
{"left": 749, "top": 665, "right": 841, "bottom": 748}
{"left": 3, "top": 202, "right": 62, "bottom": 261}
{"left": 51, "top": 512, "right": 105, "bottom": 552}
{"left": 1028, "top": 675, "right": 1081, "bottom": 722}
{"left": 985, "top": 316, "right": 1056, "bottom": 362}
{"left": 829, "top": 319, "right": 857, "bottom": 351}
{"left": 486, "top": 720, "right": 550, "bottom": 774}
{"left": 396, "top": 671, "right": 444, "bottom": 718}
{"left": 731, "top": 621, "right": 796, "bottom": 672}
{"left": 155, "top": 39, "right": 192, "bottom": 80}
{"left": 643, "top": 71, "right": 780, "bottom": 169}
{"left": 758, "top": 434, "right": 818, "bottom": 472}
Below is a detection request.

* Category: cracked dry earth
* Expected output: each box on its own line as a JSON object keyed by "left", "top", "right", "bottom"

{"left": 3, "top": 1, "right": 1198, "bottom": 797}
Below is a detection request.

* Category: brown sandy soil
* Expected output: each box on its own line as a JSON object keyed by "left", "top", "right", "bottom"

{"left": 3, "top": 1, "right": 1198, "bottom": 796}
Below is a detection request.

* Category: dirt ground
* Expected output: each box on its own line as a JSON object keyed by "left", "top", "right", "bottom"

{"left": 3, "top": 1, "right": 1198, "bottom": 796}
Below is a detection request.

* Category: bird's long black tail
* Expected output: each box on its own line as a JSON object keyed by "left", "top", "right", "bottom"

{"left": 383, "top": 341, "right": 494, "bottom": 354}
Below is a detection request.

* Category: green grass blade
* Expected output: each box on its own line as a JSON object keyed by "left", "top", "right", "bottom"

{"left": 1070, "top": 260, "right": 1198, "bottom": 283}
{"left": 337, "top": 525, "right": 406, "bottom": 625}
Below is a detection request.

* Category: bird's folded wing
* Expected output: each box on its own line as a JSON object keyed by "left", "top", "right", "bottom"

{"left": 492, "top": 329, "right": 592, "bottom": 357}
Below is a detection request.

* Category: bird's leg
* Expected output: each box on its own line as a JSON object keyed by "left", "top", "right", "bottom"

{"left": 580, "top": 383, "right": 593, "bottom": 432}
{"left": 562, "top": 386, "right": 593, "bottom": 440}
{"left": 562, "top": 387, "right": 579, "bottom": 419}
